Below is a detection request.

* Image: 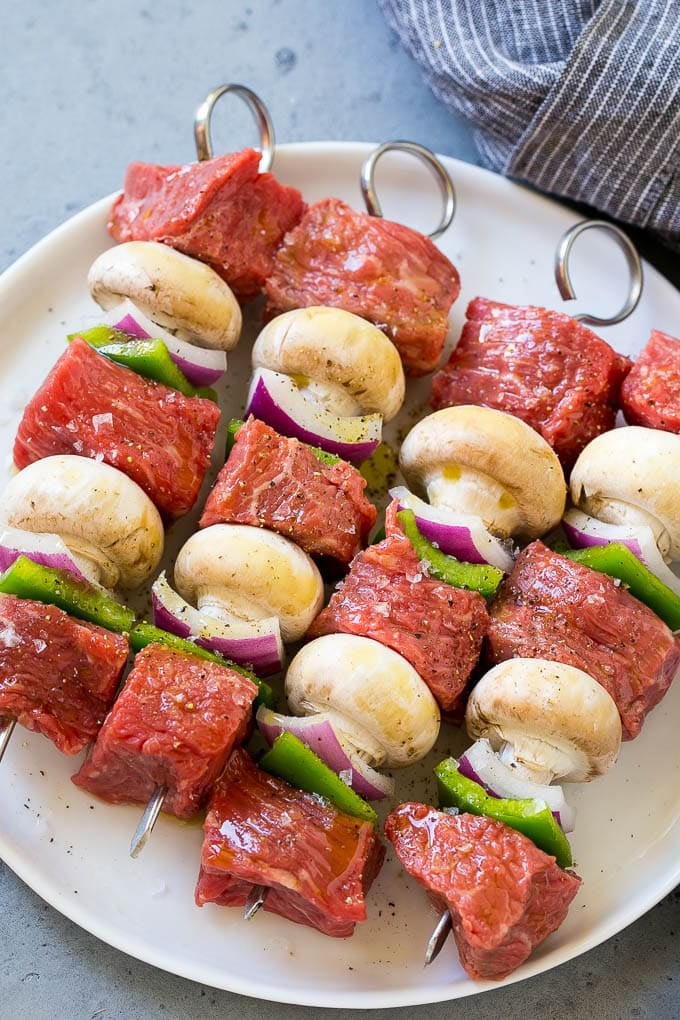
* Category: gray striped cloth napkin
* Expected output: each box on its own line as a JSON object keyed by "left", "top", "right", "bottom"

{"left": 379, "top": 1, "right": 680, "bottom": 251}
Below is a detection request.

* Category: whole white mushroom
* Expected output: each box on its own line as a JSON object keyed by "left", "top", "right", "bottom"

{"left": 570, "top": 426, "right": 680, "bottom": 560}
{"left": 465, "top": 658, "right": 622, "bottom": 785}
{"left": 251, "top": 306, "right": 406, "bottom": 420}
{"left": 285, "top": 633, "right": 440, "bottom": 768}
{"left": 172, "top": 524, "right": 324, "bottom": 644}
{"left": 88, "top": 241, "right": 242, "bottom": 351}
{"left": 399, "top": 405, "right": 566, "bottom": 541}
{"left": 0, "top": 455, "right": 164, "bottom": 589}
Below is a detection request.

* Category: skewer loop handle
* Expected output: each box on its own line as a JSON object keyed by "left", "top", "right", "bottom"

{"left": 555, "top": 219, "right": 643, "bottom": 327}
{"left": 194, "top": 84, "right": 275, "bottom": 171}
{"left": 360, "top": 140, "right": 456, "bottom": 239}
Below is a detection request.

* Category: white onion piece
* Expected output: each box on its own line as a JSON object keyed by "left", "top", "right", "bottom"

{"left": 458, "top": 738, "right": 575, "bottom": 832}
{"left": 245, "top": 368, "right": 382, "bottom": 463}
{"left": 152, "top": 572, "right": 283, "bottom": 675}
{"left": 0, "top": 526, "right": 95, "bottom": 584}
{"left": 389, "top": 486, "right": 515, "bottom": 572}
{"left": 563, "top": 508, "right": 680, "bottom": 598}
{"left": 256, "top": 705, "right": 395, "bottom": 800}
{"left": 106, "top": 298, "right": 227, "bottom": 386}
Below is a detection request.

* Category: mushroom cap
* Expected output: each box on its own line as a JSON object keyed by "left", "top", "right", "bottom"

{"left": 399, "top": 405, "right": 566, "bottom": 539}
{"left": 465, "top": 658, "right": 622, "bottom": 782}
{"left": 285, "top": 633, "right": 440, "bottom": 767}
{"left": 570, "top": 426, "right": 680, "bottom": 558}
{"left": 88, "top": 241, "right": 242, "bottom": 351}
{"left": 173, "top": 525, "right": 324, "bottom": 643}
{"left": 0, "top": 455, "right": 164, "bottom": 589}
{"left": 251, "top": 306, "right": 406, "bottom": 421}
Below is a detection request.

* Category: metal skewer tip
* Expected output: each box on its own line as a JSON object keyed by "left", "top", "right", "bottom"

{"left": 0, "top": 716, "right": 16, "bottom": 763}
{"left": 424, "top": 910, "right": 452, "bottom": 966}
{"left": 243, "top": 884, "right": 268, "bottom": 921}
{"left": 129, "top": 784, "right": 167, "bottom": 859}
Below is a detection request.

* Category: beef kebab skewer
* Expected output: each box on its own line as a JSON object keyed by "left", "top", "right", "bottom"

{"left": 127, "top": 520, "right": 327, "bottom": 857}
{"left": 81, "top": 87, "right": 428, "bottom": 855}
{"left": 399, "top": 434, "right": 680, "bottom": 968}
{"left": 9, "top": 85, "right": 668, "bottom": 962}
{"left": 384, "top": 227, "right": 655, "bottom": 967}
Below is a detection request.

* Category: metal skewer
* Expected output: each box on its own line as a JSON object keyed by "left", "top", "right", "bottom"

{"left": 194, "top": 83, "right": 275, "bottom": 171}
{"left": 243, "top": 883, "right": 268, "bottom": 920}
{"left": 129, "top": 784, "right": 167, "bottom": 858}
{"left": 424, "top": 909, "right": 452, "bottom": 966}
{"left": 0, "top": 716, "right": 16, "bottom": 762}
{"left": 420, "top": 222, "right": 642, "bottom": 966}
{"left": 554, "top": 219, "right": 643, "bottom": 327}
{"left": 360, "top": 139, "right": 456, "bottom": 240}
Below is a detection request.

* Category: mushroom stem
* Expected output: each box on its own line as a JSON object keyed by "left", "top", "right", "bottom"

{"left": 196, "top": 588, "right": 273, "bottom": 626}
{"left": 581, "top": 499, "right": 671, "bottom": 561}
{"left": 60, "top": 535, "right": 119, "bottom": 589}
{"left": 496, "top": 740, "right": 556, "bottom": 786}
{"left": 424, "top": 465, "right": 522, "bottom": 538}
{"left": 296, "top": 703, "right": 390, "bottom": 768}
{"left": 292, "top": 376, "right": 364, "bottom": 417}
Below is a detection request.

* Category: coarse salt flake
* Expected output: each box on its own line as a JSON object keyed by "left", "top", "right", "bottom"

{"left": 92, "top": 412, "right": 113, "bottom": 432}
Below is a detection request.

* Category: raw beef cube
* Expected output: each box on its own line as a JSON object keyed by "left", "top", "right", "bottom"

{"left": 309, "top": 501, "right": 488, "bottom": 715}
{"left": 14, "top": 338, "right": 221, "bottom": 520}
{"left": 0, "top": 594, "right": 128, "bottom": 754}
{"left": 385, "top": 803, "right": 581, "bottom": 981}
{"left": 619, "top": 329, "right": 680, "bottom": 432}
{"left": 200, "top": 417, "right": 377, "bottom": 569}
{"left": 486, "top": 541, "right": 680, "bottom": 739}
{"left": 195, "top": 748, "right": 385, "bottom": 937}
{"left": 431, "top": 297, "right": 631, "bottom": 470}
{"left": 265, "top": 197, "right": 460, "bottom": 376}
{"left": 109, "top": 149, "right": 306, "bottom": 300}
{"left": 71, "top": 643, "right": 257, "bottom": 817}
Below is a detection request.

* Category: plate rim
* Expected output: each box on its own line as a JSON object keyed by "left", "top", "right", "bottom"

{"left": 1, "top": 139, "right": 680, "bottom": 1008}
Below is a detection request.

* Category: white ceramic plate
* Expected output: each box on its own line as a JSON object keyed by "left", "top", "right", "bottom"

{"left": 1, "top": 142, "right": 679, "bottom": 1009}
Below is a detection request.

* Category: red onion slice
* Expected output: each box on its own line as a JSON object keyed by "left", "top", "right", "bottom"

{"left": 389, "top": 486, "right": 515, "bottom": 572}
{"left": 256, "top": 705, "right": 395, "bottom": 800}
{"left": 106, "top": 299, "right": 227, "bottom": 387}
{"left": 245, "top": 368, "right": 382, "bottom": 463}
{"left": 458, "top": 738, "right": 575, "bottom": 832}
{"left": 563, "top": 508, "right": 680, "bottom": 597}
{"left": 0, "top": 526, "right": 93, "bottom": 583}
{"left": 152, "top": 573, "right": 283, "bottom": 675}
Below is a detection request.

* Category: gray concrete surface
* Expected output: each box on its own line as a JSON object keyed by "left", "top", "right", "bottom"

{"left": 1, "top": 2, "right": 678, "bottom": 1017}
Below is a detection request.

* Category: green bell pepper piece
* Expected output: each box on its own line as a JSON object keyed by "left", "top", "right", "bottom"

{"left": 0, "top": 555, "right": 135, "bottom": 633}
{"left": 225, "top": 417, "right": 341, "bottom": 465}
{"left": 225, "top": 418, "right": 244, "bottom": 457}
{"left": 435, "top": 757, "right": 572, "bottom": 868}
{"left": 397, "top": 508, "right": 504, "bottom": 598}
{"left": 563, "top": 542, "right": 680, "bottom": 630}
{"left": 129, "top": 621, "right": 274, "bottom": 709}
{"left": 71, "top": 327, "right": 217, "bottom": 402}
{"left": 259, "top": 731, "right": 377, "bottom": 824}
